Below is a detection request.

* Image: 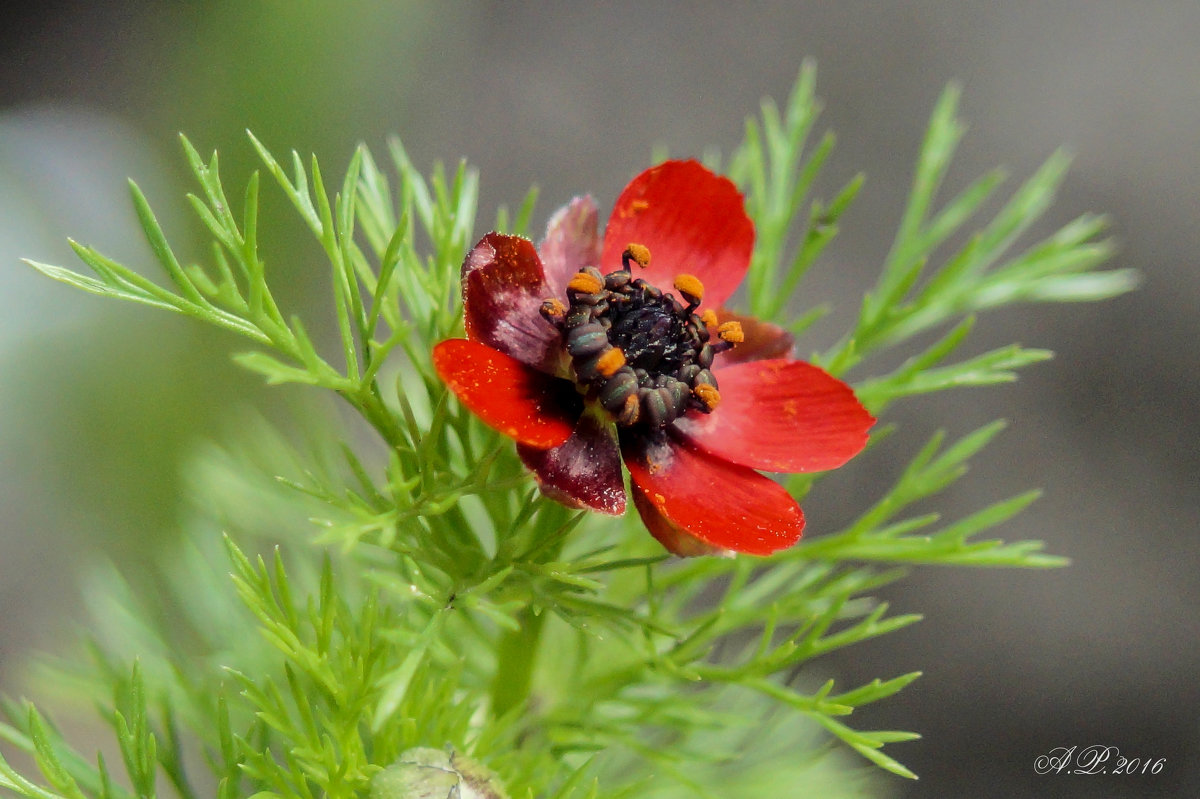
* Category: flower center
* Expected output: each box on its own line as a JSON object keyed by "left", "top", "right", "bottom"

{"left": 540, "top": 244, "right": 742, "bottom": 429}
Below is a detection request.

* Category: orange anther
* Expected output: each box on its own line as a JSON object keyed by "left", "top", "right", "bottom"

{"left": 618, "top": 392, "right": 640, "bottom": 425}
{"left": 595, "top": 347, "right": 626, "bottom": 377}
{"left": 567, "top": 271, "right": 604, "bottom": 294}
{"left": 693, "top": 383, "right": 721, "bottom": 411}
{"left": 717, "top": 321, "right": 744, "bottom": 343}
{"left": 623, "top": 243, "right": 652, "bottom": 269}
{"left": 673, "top": 274, "right": 705, "bottom": 303}
{"left": 700, "top": 309, "right": 719, "bottom": 327}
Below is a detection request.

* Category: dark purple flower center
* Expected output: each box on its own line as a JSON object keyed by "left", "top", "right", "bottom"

{"left": 540, "top": 245, "right": 741, "bottom": 430}
{"left": 609, "top": 300, "right": 691, "bottom": 372}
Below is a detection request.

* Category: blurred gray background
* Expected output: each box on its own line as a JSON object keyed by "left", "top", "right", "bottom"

{"left": 1, "top": 3, "right": 1196, "bottom": 797}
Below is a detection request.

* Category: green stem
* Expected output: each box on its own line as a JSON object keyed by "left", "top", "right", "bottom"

{"left": 490, "top": 606, "right": 548, "bottom": 719}
{"left": 345, "top": 385, "right": 407, "bottom": 451}
{"left": 490, "top": 503, "right": 572, "bottom": 719}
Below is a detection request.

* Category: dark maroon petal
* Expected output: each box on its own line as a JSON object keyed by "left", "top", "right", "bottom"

{"left": 712, "top": 308, "right": 794, "bottom": 366}
{"left": 462, "top": 232, "right": 568, "bottom": 374}
{"left": 621, "top": 431, "right": 805, "bottom": 556}
{"left": 673, "top": 359, "right": 874, "bottom": 473}
{"left": 600, "top": 160, "right": 754, "bottom": 309}
{"left": 433, "top": 339, "right": 579, "bottom": 449}
{"left": 518, "top": 410, "right": 626, "bottom": 515}
{"left": 539, "top": 196, "right": 602, "bottom": 300}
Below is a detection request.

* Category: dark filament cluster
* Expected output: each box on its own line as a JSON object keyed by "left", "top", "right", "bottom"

{"left": 540, "top": 245, "right": 741, "bottom": 430}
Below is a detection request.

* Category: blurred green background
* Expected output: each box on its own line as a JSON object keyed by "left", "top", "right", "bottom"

{"left": 2, "top": 3, "right": 1197, "bottom": 797}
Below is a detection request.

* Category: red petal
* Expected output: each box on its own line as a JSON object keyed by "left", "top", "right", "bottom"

{"left": 712, "top": 308, "right": 794, "bottom": 366}
{"left": 673, "top": 359, "right": 874, "bottom": 473}
{"left": 518, "top": 411, "right": 626, "bottom": 515}
{"left": 622, "top": 432, "right": 805, "bottom": 556}
{"left": 433, "top": 339, "right": 579, "bottom": 449}
{"left": 630, "top": 486, "right": 733, "bottom": 557}
{"left": 462, "top": 233, "right": 567, "bottom": 374}
{"left": 601, "top": 160, "right": 754, "bottom": 309}
{"left": 539, "top": 196, "right": 602, "bottom": 300}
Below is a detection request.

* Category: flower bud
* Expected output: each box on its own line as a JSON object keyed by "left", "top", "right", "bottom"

{"left": 371, "top": 747, "right": 509, "bottom": 799}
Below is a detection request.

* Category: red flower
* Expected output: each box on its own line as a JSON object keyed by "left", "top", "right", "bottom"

{"left": 434, "top": 161, "right": 874, "bottom": 556}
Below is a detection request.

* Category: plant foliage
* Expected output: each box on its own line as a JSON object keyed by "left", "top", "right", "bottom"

{"left": 4, "top": 63, "right": 1133, "bottom": 798}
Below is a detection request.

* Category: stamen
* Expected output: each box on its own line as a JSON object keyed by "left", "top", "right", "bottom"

{"left": 673, "top": 274, "right": 704, "bottom": 307}
{"left": 595, "top": 347, "right": 626, "bottom": 377}
{"left": 540, "top": 298, "right": 567, "bottom": 325}
{"left": 566, "top": 323, "right": 610, "bottom": 358}
{"left": 604, "top": 270, "right": 632, "bottom": 291}
{"left": 640, "top": 386, "right": 672, "bottom": 429}
{"left": 599, "top": 368, "right": 638, "bottom": 412}
{"left": 557, "top": 256, "right": 725, "bottom": 430}
{"left": 693, "top": 383, "right": 721, "bottom": 411}
{"left": 618, "top": 392, "right": 640, "bottom": 425}
{"left": 567, "top": 271, "right": 604, "bottom": 295}
{"left": 717, "top": 321, "right": 744, "bottom": 343}
{"left": 623, "top": 243, "right": 652, "bottom": 269}
{"left": 662, "top": 378, "right": 689, "bottom": 416}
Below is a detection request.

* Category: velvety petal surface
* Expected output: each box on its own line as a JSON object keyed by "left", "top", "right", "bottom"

{"left": 673, "top": 359, "right": 874, "bottom": 473}
{"left": 711, "top": 308, "right": 794, "bottom": 366}
{"left": 539, "top": 196, "right": 602, "bottom": 299}
{"left": 600, "top": 160, "right": 754, "bottom": 309}
{"left": 518, "top": 410, "right": 626, "bottom": 515}
{"left": 433, "top": 339, "right": 579, "bottom": 449}
{"left": 621, "top": 431, "right": 805, "bottom": 556}
{"left": 462, "top": 232, "right": 566, "bottom": 374}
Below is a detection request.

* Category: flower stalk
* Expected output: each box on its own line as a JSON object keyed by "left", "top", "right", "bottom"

{"left": 489, "top": 606, "right": 549, "bottom": 721}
